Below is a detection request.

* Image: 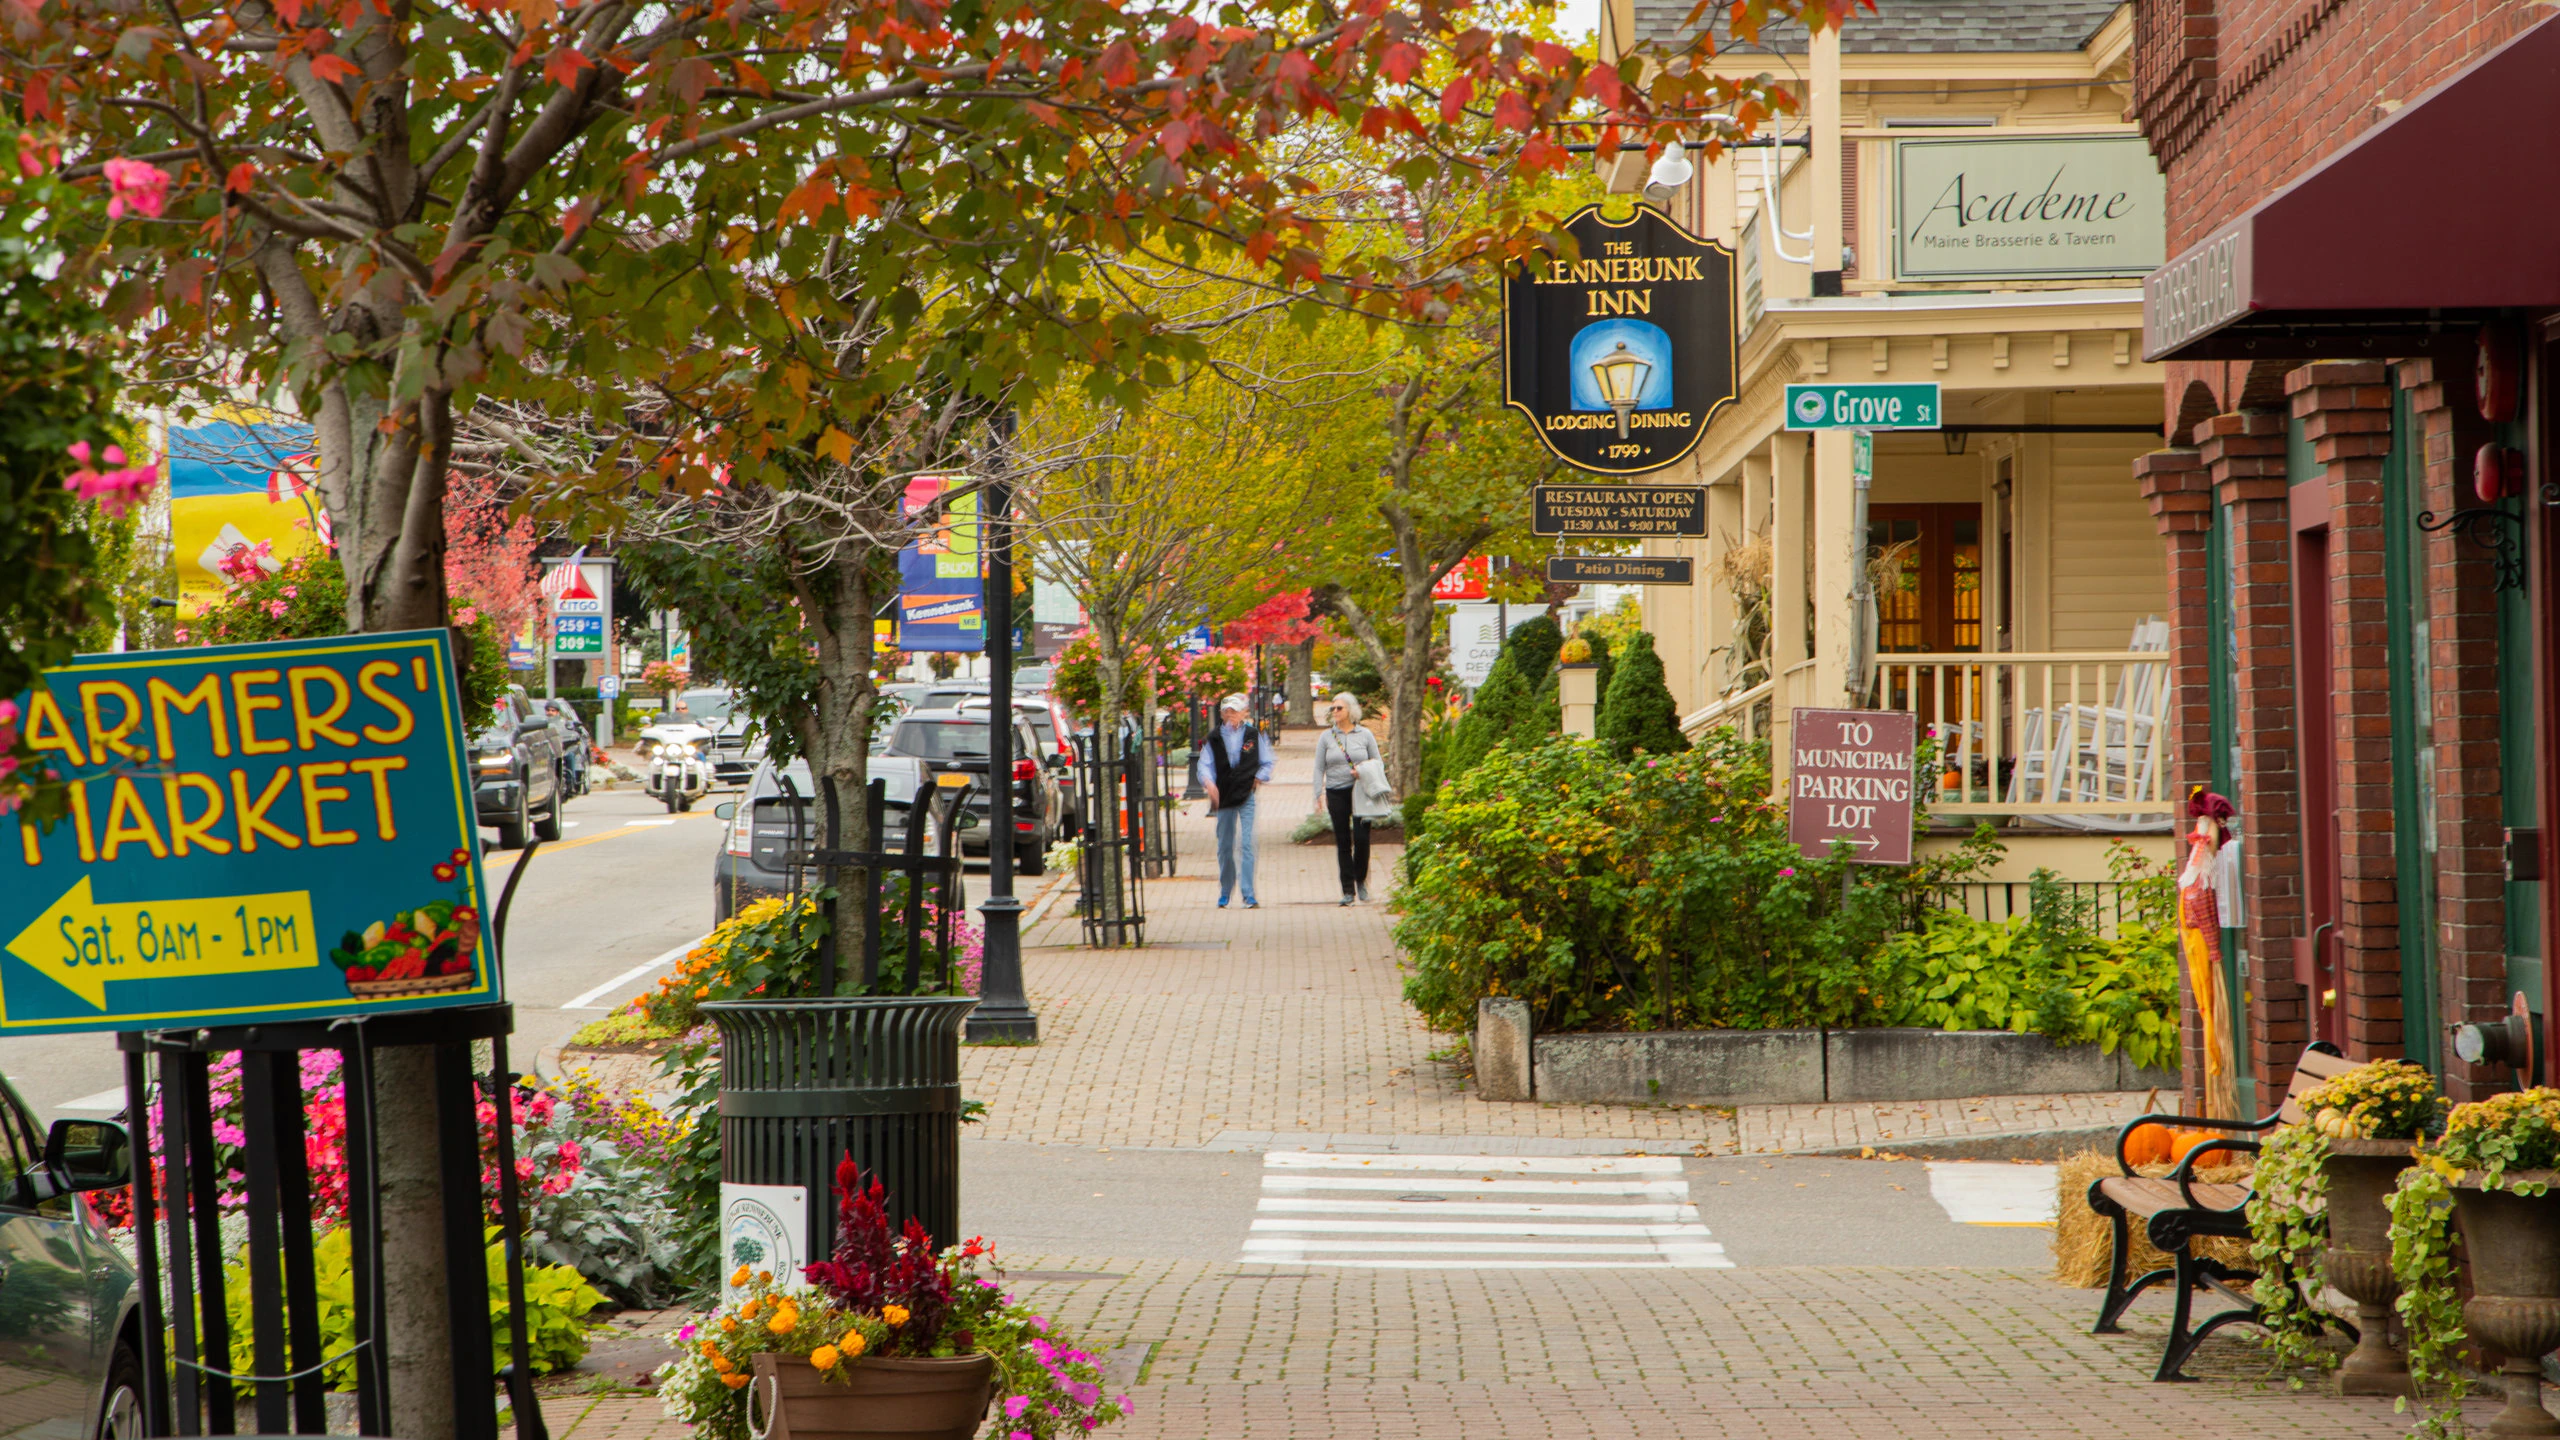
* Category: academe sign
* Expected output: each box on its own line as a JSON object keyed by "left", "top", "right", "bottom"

{"left": 1504, "top": 204, "right": 1739, "bottom": 476}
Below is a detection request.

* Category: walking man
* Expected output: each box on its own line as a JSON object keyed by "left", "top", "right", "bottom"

{"left": 1199, "top": 692, "right": 1273, "bottom": 908}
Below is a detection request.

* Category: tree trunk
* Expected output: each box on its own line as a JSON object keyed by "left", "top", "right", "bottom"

{"left": 1090, "top": 612, "right": 1126, "bottom": 750}
{"left": 321, "top": 383, "right": 460, "bottom": 1440}
{"left": 1286, "top": 639, "right": 1315, "bottom": 725}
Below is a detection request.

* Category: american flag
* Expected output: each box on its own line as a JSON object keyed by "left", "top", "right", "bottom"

{"left": 540, "top": 547, "right": 589, "bottom": 602}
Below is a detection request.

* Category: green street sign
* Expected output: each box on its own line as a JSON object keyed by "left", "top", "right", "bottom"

{"left": 1852, "top": 431, "right": 1873, "bottom": 481}
{"left": 3, "top": 631, "right": 500, "bottom": 1033}
{"left": 1784, "top": 382, "right": 1941, "bottom": 431}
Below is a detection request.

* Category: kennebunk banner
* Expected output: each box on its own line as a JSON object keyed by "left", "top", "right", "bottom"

{"left": 1504, "top": 204, "right": 1739, "bottom": 476}
{"left": 1531, "top": 484, "right": 1707, "bottom": 538}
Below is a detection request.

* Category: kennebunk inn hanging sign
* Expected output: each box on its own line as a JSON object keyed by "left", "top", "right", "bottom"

{"left": 1504, "top": 204, "right": 1739, "bottom": 476}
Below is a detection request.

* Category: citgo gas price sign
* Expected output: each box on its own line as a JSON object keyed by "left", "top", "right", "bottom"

{"left": 2, "top": 630, "right": 500, "bottom": 1033}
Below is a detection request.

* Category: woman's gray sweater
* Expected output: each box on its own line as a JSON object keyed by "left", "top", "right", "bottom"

{"left": 1312, "top": 725, "right": 1383, "bottom": 804}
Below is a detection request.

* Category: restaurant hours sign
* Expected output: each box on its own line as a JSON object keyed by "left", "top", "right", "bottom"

{"left": 1504, "top": 204, "right": 1739, "bottom": 476}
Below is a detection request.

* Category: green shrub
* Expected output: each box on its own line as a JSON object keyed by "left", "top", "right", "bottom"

{"left": 1866, "top": 908, "right": 2182, "bottom": 1071}
{"left": 1395, "top": 732, "right": 1998, "bottom": 1034}
{"left": 1594, "top": 630, "right": 1687, "bottom": 760}
{"left": 221, "top": 1227, "right": 604, "bottom": 1390}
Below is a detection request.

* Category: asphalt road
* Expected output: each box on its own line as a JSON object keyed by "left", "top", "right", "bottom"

{"left": 1, "top": 780, "right": 734, "bottom": 1120}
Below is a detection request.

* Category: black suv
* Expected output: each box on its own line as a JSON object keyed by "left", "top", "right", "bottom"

{"left": 881, "top": 710, "right": 1060, "bottom": 874}
{"left": 474, "top": 692, "right": 565, "bottom": 849}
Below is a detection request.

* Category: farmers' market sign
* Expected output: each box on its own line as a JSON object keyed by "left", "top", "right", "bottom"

{"left": 2, "top": 631, "right": 499, "bottom": 1033}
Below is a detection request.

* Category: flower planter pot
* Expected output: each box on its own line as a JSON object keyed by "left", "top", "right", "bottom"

{"left": 747, "top": 1351, "right": 995, "bottom": 1440}
{"left": 2322, "top": 1138, "right": 2417, "bottom": 1397}
{"left": 2453, "top": 1171, "right": 2560, "bottom": 1436}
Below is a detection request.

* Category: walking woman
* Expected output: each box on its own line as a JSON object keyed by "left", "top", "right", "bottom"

{"left": 1313, "top": 694, "right": 1387, "bottom": 905}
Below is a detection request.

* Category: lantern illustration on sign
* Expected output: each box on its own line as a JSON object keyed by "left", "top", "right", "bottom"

{"left": 1589, "top": 342, "right": 1652, "bottom": 439}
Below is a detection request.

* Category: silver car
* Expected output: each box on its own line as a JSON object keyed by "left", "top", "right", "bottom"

{"left": 0, "top": 1080, "right": 141, "bottom": 1439}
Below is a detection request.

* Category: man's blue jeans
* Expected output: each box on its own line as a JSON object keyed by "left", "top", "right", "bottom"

{"left": 1214, "top": 795, "right": 1258, "bottom": 905}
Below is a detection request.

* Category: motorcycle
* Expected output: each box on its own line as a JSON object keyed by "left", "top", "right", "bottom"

{"left": 649, "top": 739, "right": 711, "bottom": 813}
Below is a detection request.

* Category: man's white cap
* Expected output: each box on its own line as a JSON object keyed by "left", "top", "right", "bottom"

{"left": 1221, "top": 693, "right": 1250, "bottom": 713}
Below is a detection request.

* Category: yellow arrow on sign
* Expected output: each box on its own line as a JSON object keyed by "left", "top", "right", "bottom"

{"left": 4, "top": 878, "right": 321, "bottom": 1011}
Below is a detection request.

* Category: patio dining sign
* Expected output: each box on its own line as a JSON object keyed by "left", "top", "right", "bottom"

{"left": 1503, "top": 204, "right": 1739, "bottom": 476}
{"left": 2, "top": 631, "right": 499, "bottom": 1033}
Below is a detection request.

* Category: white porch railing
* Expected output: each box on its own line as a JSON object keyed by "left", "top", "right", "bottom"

{"left": 1681, "top": 679, "right": 1774, "bottom": 741}
{"left": 1866, "top": 649, "right": 2174, "bottom": 829}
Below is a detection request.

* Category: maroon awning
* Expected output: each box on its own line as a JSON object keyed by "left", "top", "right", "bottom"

{"left": 2144, "top": 14, "right": 2560, "bottom": 361}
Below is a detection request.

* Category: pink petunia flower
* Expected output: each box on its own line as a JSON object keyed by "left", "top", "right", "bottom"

{"left": 101, "top": 158, "right": 170, "bottom": 219}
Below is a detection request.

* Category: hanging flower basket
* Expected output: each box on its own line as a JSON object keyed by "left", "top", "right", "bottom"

{"left": 746, "top": 1350, "right": 994, "bottom": 1440}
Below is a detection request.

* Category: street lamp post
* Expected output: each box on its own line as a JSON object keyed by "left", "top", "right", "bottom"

{"left": 967, "top": 419, "right": 1039, "bottom": 1042}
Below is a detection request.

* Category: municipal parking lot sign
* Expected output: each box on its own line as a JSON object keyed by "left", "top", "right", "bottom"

{"left": 2, "top": 631, "right": 500, "bottom": 1033}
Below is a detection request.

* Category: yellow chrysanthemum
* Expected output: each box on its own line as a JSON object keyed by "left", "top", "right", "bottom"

{"left": 809, "top": 1346, "right": 841, "bottom": 1372}
{"left": 840, "top": 1331, "right": 867, "bottom": 1358}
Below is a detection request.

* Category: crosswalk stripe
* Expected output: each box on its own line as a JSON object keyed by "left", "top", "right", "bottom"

{"left": 1263, "top": 1177, "right": 1687, "bottom": 1197}
{"left": 1262, "top": 1153, "right": 1683, "bottom": 1174}
{"left": 1926, "top": 1162, "right": 2060, "bottom": 1226}
{"left": 1242, "top": 1150, "right": 1731, "bottom": 1271}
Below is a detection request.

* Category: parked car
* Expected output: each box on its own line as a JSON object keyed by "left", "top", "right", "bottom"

{"left": 714, "top": 755, "right": 967, "bottom": 923}
{"left": 958, "top": 694, "right": 1081, "bottom": 837}
{"left": 474, "top": 692, "right": 565, "bottom": 849}
{"left": 880, "top": 709, "right": 1060, "bottom": 873}
{"left": 0, "top": 1078, "right": 145, "bottom": 1438}
{"left": 539, "top": 698, "right": 592, "bottom": 797}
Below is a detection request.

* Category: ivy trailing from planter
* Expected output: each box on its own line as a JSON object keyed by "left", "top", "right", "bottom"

{"left": 2247, "top": 1123, "right": 2332, "bottom": 1378}
{"left": 2248, "top": 1060, "right": 2442, "bottom": 1382}
{"left": 2389, "top": 1089, "right": 2560, "bottom": 1437}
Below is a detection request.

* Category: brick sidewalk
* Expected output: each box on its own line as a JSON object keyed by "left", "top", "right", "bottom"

{"left": 960, "top": 737, "right": 2155, "bottom": 1154}
{"left": 555, "top": 1258, "right": 2491, "bottom": 1439}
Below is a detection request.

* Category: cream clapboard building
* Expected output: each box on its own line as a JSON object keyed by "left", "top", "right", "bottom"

{"left": 1598, "top": 0, "right": 2174, "bottom": 876}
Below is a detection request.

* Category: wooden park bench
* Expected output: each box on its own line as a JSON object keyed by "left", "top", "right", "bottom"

{"left": 2086, "top": 1041, "right": 2362, "bottom": 1381}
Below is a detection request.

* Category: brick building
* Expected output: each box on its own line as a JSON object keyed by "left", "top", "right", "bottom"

{"left": 2131, "top": 2, "right": 2559, "bottom": 1106}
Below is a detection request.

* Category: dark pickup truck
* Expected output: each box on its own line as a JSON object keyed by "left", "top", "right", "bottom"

{"left": 474, "top": 692, "right": 565, "bottom": 849}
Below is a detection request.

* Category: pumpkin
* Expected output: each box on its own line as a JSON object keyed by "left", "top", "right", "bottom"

{"left": 2123, "top": 1122, "right": 2172, "bottom": 1166}
{"left": 2169, "top": 1128, "right": 2229, "bottom": 1167}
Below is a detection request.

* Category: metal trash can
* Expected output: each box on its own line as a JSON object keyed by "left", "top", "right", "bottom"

{"left": 705, "top": 997, "right": 977, "bottom": 1269}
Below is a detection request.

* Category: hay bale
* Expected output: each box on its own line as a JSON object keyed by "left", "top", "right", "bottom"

{"left": 2053, "top": 1149, "right": 2257, "bottom": 1288}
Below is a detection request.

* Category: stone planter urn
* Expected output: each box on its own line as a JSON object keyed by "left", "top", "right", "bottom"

{"left": 747, "top": 1351, "right": 996, "bottom": 1440}
{"left": 2453, "top": 1171, "right": 2560, "bottom": 1437}
{"left": 2322, "top": 1138, "right": 2418, "bottom": 1396}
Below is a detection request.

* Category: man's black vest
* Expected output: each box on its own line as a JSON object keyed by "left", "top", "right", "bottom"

{"left": 1208, "top": 724, "right": 1263, "bottom": 809}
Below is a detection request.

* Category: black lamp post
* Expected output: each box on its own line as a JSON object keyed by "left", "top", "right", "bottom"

{"left": 967, "top": 417, "right": 1038, "bottom": 1042}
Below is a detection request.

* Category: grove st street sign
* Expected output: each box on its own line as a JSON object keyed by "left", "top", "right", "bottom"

{"left": 1503, "top": 205, "right": 1739, "bottom": 476}
{"left": 2, "top": 631, "right": 501, "bottom": 1033}
{"left": 1784, "top": 383, "right": 1941, "bottom": 431}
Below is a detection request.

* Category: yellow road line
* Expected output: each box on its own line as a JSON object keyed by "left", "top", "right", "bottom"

{"left": 484, "top": 813, "right": 720, "bottom": 866}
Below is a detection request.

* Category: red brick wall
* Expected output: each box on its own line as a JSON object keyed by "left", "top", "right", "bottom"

{"left": 2197, "top": 410, "right": 2310, "bottom": 1098}
{"left": 2399, "top": 357, "right": 2514, "bottom": 1102}
{"left": 2136, "top": 446, "right": 2214, "bottom": 1108}
{"left": 2135, "top": 0, "right": 2539, "bottom": 249}
{"left": 2290, "top": 361, "right": 2401, "bottom": 1060}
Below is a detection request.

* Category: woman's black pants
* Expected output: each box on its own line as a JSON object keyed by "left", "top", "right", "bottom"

{"left": 1326, "top": 785, "right": 1371, "bottom": 891}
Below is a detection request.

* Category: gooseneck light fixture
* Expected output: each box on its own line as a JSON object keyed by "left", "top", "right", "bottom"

{"left": 1589, "top": 341, "right": 1652, "bottom": 440}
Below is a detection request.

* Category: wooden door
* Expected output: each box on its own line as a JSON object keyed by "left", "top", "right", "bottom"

{"left": 1867, "top": 504, "right": 1983, "bottom": 654}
